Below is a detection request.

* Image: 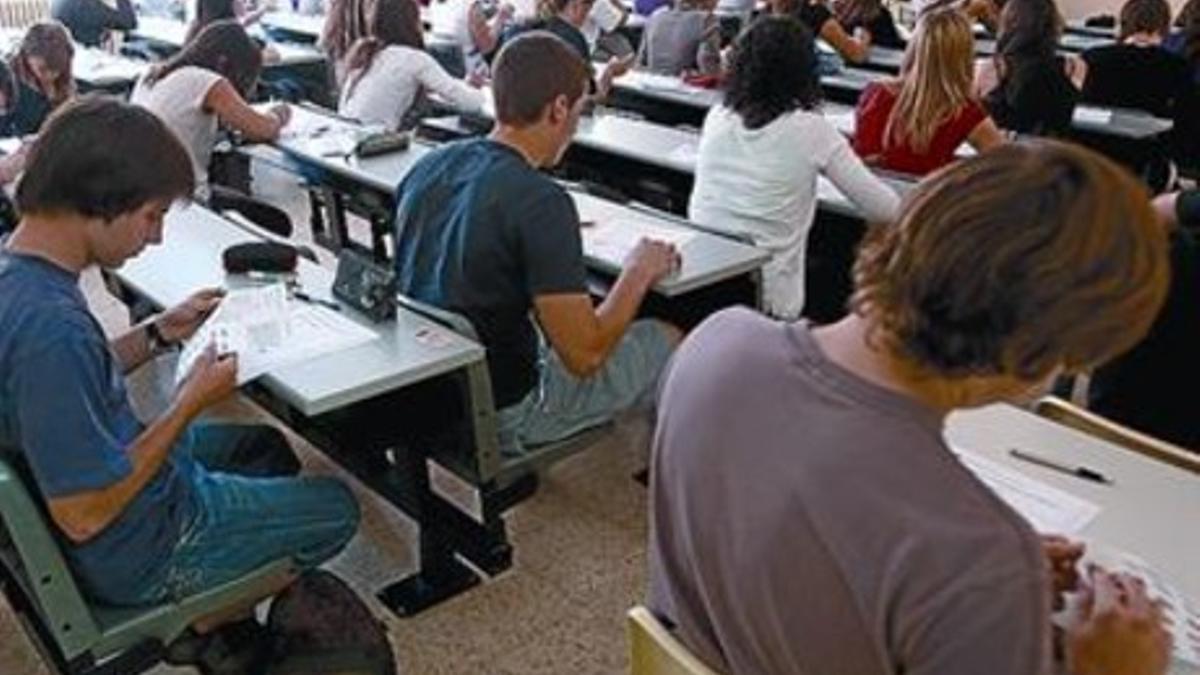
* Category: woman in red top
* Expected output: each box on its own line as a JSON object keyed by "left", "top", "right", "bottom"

{"left": 853, "top": 7, "right": 1005, "bottom": 175}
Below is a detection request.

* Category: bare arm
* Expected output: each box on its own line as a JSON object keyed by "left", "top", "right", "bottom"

{"left": 204, "top": 78, "right": 288, "bottom": 142}
{"left": 967, "top": 116, "right": 1005, "bottom": 153}
{"left": 108, "top": 321, "right": 157, "bottom": 374}
{"left": 820, "top": 18, "right": 870, "bottom": 64}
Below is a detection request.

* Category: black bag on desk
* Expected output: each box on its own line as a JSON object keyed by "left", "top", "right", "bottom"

{"left": 264, "top": 570, "right": 397, "bottom": 675}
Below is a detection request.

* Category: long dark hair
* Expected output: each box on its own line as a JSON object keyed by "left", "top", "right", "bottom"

{"left": 185, "top": 0, "right": 237, "bottom": 43}
{"left": 344, "top": 0, "right": 425, "bottom": 96}
{"left": 321, "top": 0, "right": 372, "bottom": 64}
{"left": 10, "top": 21, "right": 75, "bottom": 104}
{"left": 723, "top": 16, "right": 821, "bottom": 130}
{"left": 146, "top": 20, "right": 263, "bottom": 97}
{"left": 994, "top": 0, "right": 1061, "bottom": 75}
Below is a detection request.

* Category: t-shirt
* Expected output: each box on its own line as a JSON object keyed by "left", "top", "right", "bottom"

{"left": 1081, "top": 43, "right": 1192, "bottom": 118}
{"left": 984, "top": 57, "right": 1078, "bottom": 136}
{"left": 648, "top": 309, "right": 1053, "bottom": 675}
{"left": 1089, "top": 228, "right": 1200, "bottom": 451}
{"left": 853, "top": 81, "right": 987, "bottom": 175}
{"left": 637, "top": 9, "right": 721, "bottom": 75}
{"left": 689, "top": 105, "right": 899, "bottom": 319}
{"left": 51, "top": 0, "right": 137, "bottom": 47}
{"left": 339, "top": 45, "right": 485, "bottom": 130}
{"left": 0, "top": 251, "right": 199, "bottom": 604}
{"left": 392, "top": 139, "right": 588, "bottom": 407}
{"left": 0, "top": 81, "right": 52, "bottom": 137}
{"left": 130, "top": 66, "right": 224, "bottom": 199}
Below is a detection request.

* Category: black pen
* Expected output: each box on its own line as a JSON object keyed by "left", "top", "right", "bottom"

{"left": 1008, "top": 448, "right": 1113, "bottom": 485}
{"left": 293, "top": 290, "right": 341, "bottom": 312}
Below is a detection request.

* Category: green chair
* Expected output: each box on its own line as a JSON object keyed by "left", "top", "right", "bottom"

{"left": 0, "top": 454, "right": 297, "bottom": 674}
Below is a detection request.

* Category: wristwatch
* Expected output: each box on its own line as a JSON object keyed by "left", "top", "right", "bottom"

{"left": 145, "top": 320, "right": 175, "bottom": 354}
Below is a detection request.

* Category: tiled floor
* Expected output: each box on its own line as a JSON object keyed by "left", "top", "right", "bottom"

{"left": 0, "top": 162, "right": 652, "bottom": 674}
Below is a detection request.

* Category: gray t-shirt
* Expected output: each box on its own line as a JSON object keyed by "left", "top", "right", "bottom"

{"left": 647, "top": 308, "right": 1052, "bottom": 675}
{"left": 637, "top": 8, "right": 721, "bottom": 75}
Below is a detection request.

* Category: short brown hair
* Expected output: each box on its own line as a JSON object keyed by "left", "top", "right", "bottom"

{"left": 851, "top": 140, "right": 1169, "bottom": 380}
{"left": 17, "top": 97, "right": 195, "bottom": 220}
{"left": 1120, "top": 0, "right": 1171, "bottom": 38}
{"left": 491, "top": 32, "right": 589, "bottom": 127}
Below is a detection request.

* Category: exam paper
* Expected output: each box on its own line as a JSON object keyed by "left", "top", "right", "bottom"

{"left": 582, "top": 219, "right": 697, "bottom": 263}
{"left": 1074, "top": 106, "right": 1114, "bottom": 125}
{"left": 175, "top": 284, "right": 377, "bottom": 386}
{"left": 953, "top": 449, "right": 1102, "bottom": 534}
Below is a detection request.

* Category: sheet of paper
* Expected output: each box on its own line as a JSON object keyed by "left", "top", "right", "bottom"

{"left": 636, "top": 72, "right": 691, "bottom": 94}
{"left": 1075, "top": 106, "right": 1114, "bottom": 125}
{"left": 953, "top": 449, "right": 1102, "bottom": 535}
{"left": 582, "top": 219, "right": 697, "bottom": 263}
{"left": 175, "top": 284, "right": 377, "bottom": 386}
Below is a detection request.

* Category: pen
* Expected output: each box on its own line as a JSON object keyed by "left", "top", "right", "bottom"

{"left": 1008, "top": 448, "right": 1113, "bottom": 485}
{"left": 293, "top": 290, "right": 341, "bottom": 311}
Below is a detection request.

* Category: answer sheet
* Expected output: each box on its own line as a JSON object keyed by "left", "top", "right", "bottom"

{"left": 953, "top": 449, "right": 1102, "bottom": 535}
{"left": 581, "top": 219, "right": 697, "bottom": 264}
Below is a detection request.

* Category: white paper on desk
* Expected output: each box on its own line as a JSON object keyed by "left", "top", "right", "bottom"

{"left": 953, "top": 449, "right": 1102, "bottom": 535}
{"left": 1056, "top": 542, "right": 1200, "bottom": 668}
{"left": 174, "top": 284, "right": 377, "bottom": 386}
{"left": 582, "top": 219, "right": 697, "bottom": 263}
{"left": 636, "top": 72, "right": 691, "bottom": 93}
{"left": 1075, "top": 106, "right": 1113, "bottom": 125}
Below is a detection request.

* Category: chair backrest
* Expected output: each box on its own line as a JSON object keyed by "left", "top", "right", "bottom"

{"left": 628, "top": 606, "right": 720, "bottom": 675}
{"left": 1034, "top": 396, "right": 1200, "bottom": 475}
{"left": 0, "top": 454, "right": 101, "bottom": 662}
{"left": 0, "top": 0, "right": 48, "bottom": 29}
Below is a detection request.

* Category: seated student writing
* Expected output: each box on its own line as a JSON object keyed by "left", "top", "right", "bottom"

{"left": 689, "top": 17, "right": 898, "bottom": 320}
{"left": 321, "top": 0, "right": 373, "bottom": 86}
{"left": 974, "top": 0, "right": 1085, "bottom": 137}
{"left": 0, "top": 97, "right": 359, "bottom": 608}
{"left": 51, "top": 0, "right": 136, "bottom": 48}
{"left": 833, "top": 0, "right": 905, "bottom": 49}
{"left": 130, "top": 21, "right": 294, "bottom": 237}
{"left": 854, "top": 7, "right": 1004, "bottom": 176}
{"left": 767, "top": 0, "right": 872, "bottom": 64}
{"left": 428, "top": 0, "right": 515, "bottom": 75}
{"left": 339, "top": 0, "right": 485, "bottom": 130}
{"left": 649, "top": 139, "right": 1173, "bottom": 675}
{"left": 3, "top": 22, "right": 75, "bottom": 138}
{"left": 1081, "top": 0, "right": 1191, "bottom": 118}
{"left": 185, "top": 0, "right": 275, "bottom": 62}
{"left": 636, "top": 0, "right": 722, "bottom": 76}
{"left": 393, "top": 33, "right": 681, "bottom": 458}
{"left": 505, "top": 0, "right": 635, "bottom": 98}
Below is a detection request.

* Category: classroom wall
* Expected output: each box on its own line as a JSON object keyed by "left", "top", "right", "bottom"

{"left": 1060, "top": 0, "right": 1186, "bottom": 20}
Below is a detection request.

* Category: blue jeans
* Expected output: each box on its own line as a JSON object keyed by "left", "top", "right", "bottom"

{"left": 126, "top": 424, "right": 360, "bottom": 605}
{"left": 497, "top": 320, "right": 675, "bottom": 458}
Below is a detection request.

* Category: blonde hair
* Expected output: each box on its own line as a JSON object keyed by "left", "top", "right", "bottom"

{"left": 884, "top": 8, "right": 976, "bottom": 153}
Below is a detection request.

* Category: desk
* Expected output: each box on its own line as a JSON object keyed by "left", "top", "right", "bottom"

{"left": 947, "top": 403, "right": 1199, "bottom": 674}
{"left": 72, "top": 47, "right": 148, "bottom": 91}
{"left": 130, "top": 16, "right": 327, "bottom": 67}
{"left": 1066, "top": 19, "right": 1118, "bottom": 39}
{"left": 114, "top": 204, "right": 535, "bottom": 616}
{"left": 260, "top": 11, "right": 325, "bottom": 42}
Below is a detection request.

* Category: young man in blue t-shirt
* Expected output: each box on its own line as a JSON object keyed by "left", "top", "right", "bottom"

{"left": 394, "top": 32, "right": 681, "bottom": 457}
{"left": 0, "top": 98, "right": 359, "bottom": 607}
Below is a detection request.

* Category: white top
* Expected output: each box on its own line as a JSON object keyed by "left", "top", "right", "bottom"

{"left": 130, "top": 66, "right": 223, "bottom": 199}
{"left": 582, "top": 0, "right": 624, "bottom": 48}
{"left": 338, "top": 45, "right": 485, "bottom": 130}
{"left": 689, "top": 105, "right": 900, "bottom": 319}
{"left": 428, "top": 0, "right": 473, "bottom": 49}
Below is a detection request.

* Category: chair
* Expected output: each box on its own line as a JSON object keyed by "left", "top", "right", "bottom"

{"left": 628, "top": 606, "right": 720, "bottom": 675}
{"left": 0, "top": 454, "right": 297, "bottom": 674}
{"left": 1033, "top": 396, "right": 1200, "bottom": 475}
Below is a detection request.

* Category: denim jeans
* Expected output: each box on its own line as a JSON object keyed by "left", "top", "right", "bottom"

{"left": 123, "top": 424, "right": 360, "bottom": 605}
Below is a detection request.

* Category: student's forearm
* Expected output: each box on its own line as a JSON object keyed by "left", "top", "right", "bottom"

{"left": 49, "top": 398, "right": 198, "bottom": 542}
{"left": 593, "top": 264, "right": 656, "bottom": 355}
{"left": 110, "top": 321, "right": 156, "bottom": 374}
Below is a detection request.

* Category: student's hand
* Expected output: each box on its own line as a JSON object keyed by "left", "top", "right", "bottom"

{"left": 177, "top": 344, "right": 238, "bottom": 415}
{"left": 466, "top": 70, "right": 488, "bottom": 88}
{"left": 157, "top": 288, "right": 225, "bottom": 343}
{"left": 1064, "top": 566, "right": 1171, "bottom": 675}
{"left": 269, "top": 103, "right": 292, "bottom": 128}
{"left": 607, "top": 53, "right": 636, "bottom": 79}
{"left": 626, "top": 238, "right": 680, "bottom": 285}
{"left": 1041, "top": 535, "right": 1085, "bottom": 610}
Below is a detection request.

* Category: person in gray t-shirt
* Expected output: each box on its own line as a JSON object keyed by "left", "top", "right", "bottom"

{"left": 636, "top": 0, "right": 722, "bottom": 75}
{"left": 648, "top": 140, "right": 1174, "bottom": 675}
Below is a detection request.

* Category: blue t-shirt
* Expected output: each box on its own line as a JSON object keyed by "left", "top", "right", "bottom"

{"left": 393, "top": 138, "right": 587, "bottom": 407}
{"left": 0, "top": 251, "right": 198, "bottom": 603}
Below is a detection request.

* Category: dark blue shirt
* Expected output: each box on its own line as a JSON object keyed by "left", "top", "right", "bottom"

{"left": 393, "top": 139, "right": 587, "bottom": 407}
{"left": 0, "top": 251, "right": 198, "bottom": 604}
{"left": 51, "top": 0, "right": 137, "bottom": 47}
{"left": 0, "top": 81, "right": 52, "bottom": 138}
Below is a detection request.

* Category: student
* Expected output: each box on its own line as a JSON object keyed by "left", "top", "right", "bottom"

{"left": 854, "top": 8, "right": 1004, "bottom": 175}
{"left": 689, "top": 17, "right": 898, "bottom": 319}
{"left": 5, "top": 22, "right": 75, "bottom": 137}
{"left": 649, "top": 140, "right": 1172, "bottom": 675}
{"left": 339, "top": 0, "right": 486, "bottom": 130}
{"left": 321, "top": 0, "right": 371, "bottom": 83}
{"left": 1088, "top": 188, "right": 1200, "bottom": 451}
{"left": 428, "top": 0, "right": 515, "bottom": 74}
{"left": 508, "top": 0, "right": 635, "bottom": 98}
{"left": 392, "top": 33, "right": 681, "bottom": 458}
{"left": 0, "top": 96, "right": 359, "bottom": 608}
{"left": 636, "top": 0, "right": 722, "bottom": 75}
{"left": 130, "top": 21, "right": 294, "bottom": 236}
{"left": 974, "top": 0, "right": 1085, "bottom": 136}
{"left": 0, "top": 61, "right": 29, "bottom": 186}
{"left": 1164, "top": 0, "right": 1200, "bottom": 82}
{"left": 582, "top": 0, "right": 631, "bottom": 59}
{"left": 185, "top": 0, "right": 268, "bottom": 43}
{"left": 50, "top": 0, "right": 137, "bottom": 48}
{"left": 767, "top": 0, "right": 872, "bottom": 64}
{"left": 833, "top": 0, "right": 904, "bottom": 49}
{"left": 1081, "top": 0, "right": 1191, "bottom": 119}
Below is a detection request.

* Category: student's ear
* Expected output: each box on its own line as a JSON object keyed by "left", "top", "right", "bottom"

{"left": 548, "top": 94, "right": 571, "bottom": 126}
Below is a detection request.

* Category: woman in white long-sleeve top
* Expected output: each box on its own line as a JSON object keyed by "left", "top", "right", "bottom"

{"left": 689, "top": 16, "right": 900, "bottom": 320}
{"left": 339, "top": 0, "right": 486, "bottom": 129}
